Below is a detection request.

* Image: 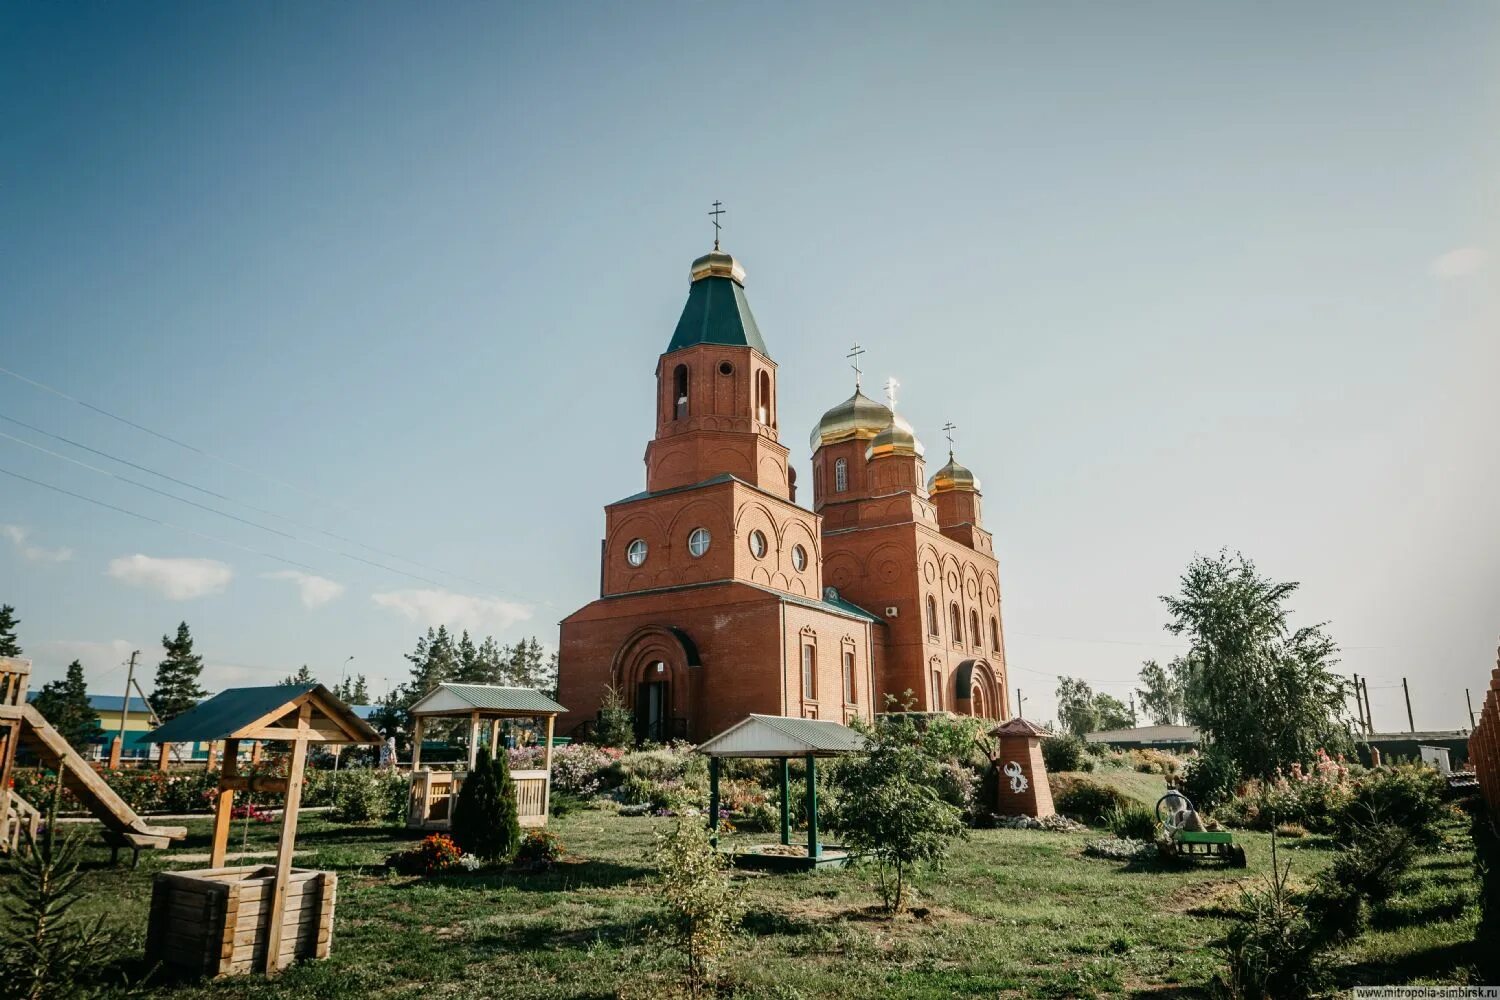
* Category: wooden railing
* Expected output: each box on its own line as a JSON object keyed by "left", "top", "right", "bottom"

{"left": 1471, "top": 646, "right": 1500, "bottom": 826}
{"left": 407, "top": 769, "right": 550, "bottom": 830}
{"left": 0, "top": 656, "right": 30, "bottom": 708}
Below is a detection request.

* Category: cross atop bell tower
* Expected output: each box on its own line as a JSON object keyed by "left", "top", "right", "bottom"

{"left": 709, "top": 200, "right": 725, "bottom": 251}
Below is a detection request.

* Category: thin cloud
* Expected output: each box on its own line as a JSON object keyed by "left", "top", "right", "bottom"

{"left": 1428, "top": 246, "right": 1487, "bottom": 279}
{"left": 2, "top": 524, "right": 74, "bottom": 563}
{"left": 263, "top": 570, "right": 345, "bottom": 609}
{"left": 107, "top": 554, "right": 232, "bottom": 600}
{"left": 371, "top": 588, "right": 532, "bottom": 633}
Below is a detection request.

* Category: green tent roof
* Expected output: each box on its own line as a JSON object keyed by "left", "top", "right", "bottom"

{"left": 666, "top": 276, "right": 767, "bottom": 355}
{"left": 143, "top": 684, "right": 377, "bottom": 745}
{"left": 409, "top": 684, "right": 568, "bottom": 717}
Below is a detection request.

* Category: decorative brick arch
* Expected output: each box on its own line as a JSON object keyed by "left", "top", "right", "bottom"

{"left": 955, "top": 658, "right": 1002, "bottom": 720}
{"left": 610, "top": 624, "right": 699, "bottom": 740}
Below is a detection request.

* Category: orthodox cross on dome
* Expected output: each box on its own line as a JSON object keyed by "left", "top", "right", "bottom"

{"left": 883, "top": 376, "right": 900, "bottom": 410}
{"left": 847, "top": 342, "right": 865, "bottom": 390}
{"left": 708, "top": 200, "right": 725, "bottom": 251}
{"left": 942, "top": 421, "right": 957, "bottom": 458}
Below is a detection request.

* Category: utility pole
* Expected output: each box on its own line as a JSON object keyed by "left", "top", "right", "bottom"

{"left": 1401, "top": 676, "right": 1415, "bottom": 733}
{"left": 1129, "top": 692, "right": 1138, "bottom": 726}
{"left": 1015, "top": 687, "right": 1025, "bottom": 718}
{"left": 1361, "top": 677, "right": 1375, "bottom": 734}
{"left": 1351, "top": 673, "right": 1367, "bottom": 732}
{"left": 116, "top": 650, "right": 140, "bottom": 749}
{"left": 1466, "top": 688, "right": 1477, "bottom": 729}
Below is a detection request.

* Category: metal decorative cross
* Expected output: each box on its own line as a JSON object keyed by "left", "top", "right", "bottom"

{"left": 709, "top": 200, "right": 725, "bottom": 250}
{"left": 847, "top": 342, "right": 865, "bottom": 389}
{"left": 942, "top": 421, "right": 957, "bottom": 456}
{"left": 883, "top": 376, "right": 899, "bottom": 410}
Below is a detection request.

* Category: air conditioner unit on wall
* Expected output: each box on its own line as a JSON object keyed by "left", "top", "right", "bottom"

{"left": 885, "top": 606, "right": 899, "bottom": 617}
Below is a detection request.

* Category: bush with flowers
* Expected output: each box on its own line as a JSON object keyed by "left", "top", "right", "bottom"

{"left": 514, "top": 829, "right": 565, "bottom": 871}
{"left": 1217, "top": 749, "right": 1364, "bottom": 831}
{"left": 386, "top": 833, "right": 465, "bottom": 876}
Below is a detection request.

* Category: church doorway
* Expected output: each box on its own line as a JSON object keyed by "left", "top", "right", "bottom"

{"left": 635, "top": 679, "right": 669, "bottom": 742}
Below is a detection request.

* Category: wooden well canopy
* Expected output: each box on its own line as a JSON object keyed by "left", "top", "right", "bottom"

{"left": 145, "top": 683, "right": 378, "bottom": 973}
{"left": 407, "top": 683, "right": 567, "bottom": 770}
{"left": 696, "top": 715, "right": 866, "bottom": 860}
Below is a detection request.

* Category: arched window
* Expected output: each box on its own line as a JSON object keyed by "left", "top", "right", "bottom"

{"left": 842, "top": 649, "right": 855, "bottom": 704}
{"left": 949, "top": 604, "right": 962, "bottom": 646}
{"left": 990, "top": 617, "right": 1000, "bottom": 651}
{"left": 926, "top": 596, "right": 939, "bottom": 636}
{"left": 834, "top": 457, "right": 848, "bottom": 493}
{"left": 931, "top": 667, "right": 944, "bottom": 710}
{"left": 970, "top": 610, "right": 981, "bottom": 648}
{"left": 756, "top": 370, "right": 772, "bottom": 424}
{"left": 801, "top": 643, "right": 816, "bottom": 699}
{"left": 673, "top": 364, "right": 689, "bottom": 420}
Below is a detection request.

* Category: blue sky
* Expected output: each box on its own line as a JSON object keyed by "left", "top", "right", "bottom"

{"left": 2, "top": 3, "right": 1496, "bottom": 729}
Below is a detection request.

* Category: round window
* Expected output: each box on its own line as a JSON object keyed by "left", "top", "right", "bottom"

{"left": 791, "top": 544, "right": 807, "bottom": 571}
{"left": 626, "top": 539, "right": 648, "bottom": 567}
{"left": 718, "top": 361, "right": 734, "bottom": 376}
{"left": 688, "top": 527, "right": 712, "bottom": 558}
{"left": 748, "top": 530, "right": 767, "bottom": 558}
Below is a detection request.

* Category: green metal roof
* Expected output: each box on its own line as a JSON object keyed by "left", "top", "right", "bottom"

{"left": 143, "top": 684, "right": 377, "bottom": 745}
{"left": 666, "top": 276, "right": 767, "bottom": 355}
{"left": 697, "top": 714, "right": 867, "bottom": 757}
{"left": 410, "top": 684, "right": 568, "bottom": 716}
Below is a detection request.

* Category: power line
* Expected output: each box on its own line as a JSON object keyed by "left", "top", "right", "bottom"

{"left": 0, "top": 464, "right": 327, "bottom": 575}
{"left": 0, "top": 409, "right": 494, "bottom": 591}
{"left": 1009, "top": 630, "right": 1189, "bottom": 649}
{"left": 0, "top": 363, "right": 359, "bottom": 516}
{"left": 0, "top": 426, "right": 463, "bottom": 591}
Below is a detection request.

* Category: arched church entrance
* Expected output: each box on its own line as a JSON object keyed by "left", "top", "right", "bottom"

{"left": 611, "top": 625, "right": 698, "bottom": 742}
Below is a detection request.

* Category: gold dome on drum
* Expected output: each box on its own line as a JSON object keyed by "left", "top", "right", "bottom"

{"left": 928, "top": 454, "right": 980, "bottom": 494}
{"left": 690, "top": 249, "right": 746, "bottom": 285}
{"left": 810, "top": 389, "right": 894, "bottom": 451}
{"left": 865, "top": 411, "right": 925, "bottom": 461}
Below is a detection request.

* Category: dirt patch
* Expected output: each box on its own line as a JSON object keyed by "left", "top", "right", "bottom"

{"left": 1161, "top": 878, "right": 1253, "bottom": 917}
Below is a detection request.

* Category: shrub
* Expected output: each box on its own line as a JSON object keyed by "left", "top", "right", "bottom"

{"left": 1041, "top": 734, "right": 1086, "bottom": 773}
{"left": 1180, "top": 746, "right": 1241, "bottom": 813}
{"left": 515, "top": 830, "right": 565, "bottom": 871}
{"left": 1105, "top": 803, "right": 1158, "bottom": 842}
{"left": 732, "top": 799, "right": 778, "bottom": 833}
{"left": 330, "top": 768, "right": 404, "bottom": 823}
{"left": 386, "top": 833, "right": 465, "bottom": 876}
{"left": 837, "top": 714, "right": 966, "bottom": 912}
{"left": 1051, "top": 775, "right": 1132, "bottom": 825}
{"left": 450, "top": 748, "right": 522, "bottom": 863}
{"left": 1331, "top": 765, "right": 1447, "bottom": 848}
{"left": 1212, "top": 845, "right": 1329, "bottom": 1000}
{"left": 1129, "top": 748, "right": 1183, "bottom": 776}
{"left": 651, "top": 817, "right": 742, "bottom": 997}
{"left": 1468, "top": 799, "right": 1500, "bottom": 982}
{"left": 549, "top": 743, "right": 622, "bottom": 798}
{"left": 934, "top": 760, "right": 980, "bottom": 819}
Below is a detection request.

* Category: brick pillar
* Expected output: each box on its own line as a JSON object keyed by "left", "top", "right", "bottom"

{"left": 990, "top": 719, "right": 1055, "bottom": 819}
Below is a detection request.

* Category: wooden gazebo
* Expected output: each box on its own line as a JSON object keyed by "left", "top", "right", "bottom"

{"left": 406, "top": 684, "right": 567, "bottom": 830}
{"left": 143, "top": 683, "right": 379, "bottom": 976}
{"left": 696, "top": 714, "right": 866, "bottom": 872}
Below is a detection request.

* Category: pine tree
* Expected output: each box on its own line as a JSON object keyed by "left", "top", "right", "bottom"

{"left": 450, "top": 748, "right": 521, "bottom": 863}
{"left": 31, "top": 661, "right": 99, "bottom": 753}
{"left": 334, "top": 674, "right": 370, "bottom": 704}
{"left": 404, "top": 626, "right": 460, "bottom": 699}
{"left": 280, "top": 664, "right": 316, "bottom": 686}
{"left": 0, "top": 773, "right": 110, "bottom": 999}
{"left": 0, "top": 603, "right": 21, "bottom": 657}
{"left": 505, "top": 637, "right": 556, "bottom": 693}
{"left": 150, "top": 622, "right": 206, "bottom": 722}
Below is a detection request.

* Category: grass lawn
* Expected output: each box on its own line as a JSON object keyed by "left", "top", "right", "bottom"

{"left": 46, "top": 800, "right": 1481, "bottom": 1000}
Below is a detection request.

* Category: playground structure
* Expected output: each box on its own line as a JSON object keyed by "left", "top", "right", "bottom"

{"left": 405, "top": 683, "right": 567, "bottom": 830}
{"left": 696, "top": 714, "right": 866, "bottom": 872}
{"left": 1, "top": 656, "right": 186, "bottom": 860}
{"left": 143, "top": 683, "right": 379, "bottom": 976}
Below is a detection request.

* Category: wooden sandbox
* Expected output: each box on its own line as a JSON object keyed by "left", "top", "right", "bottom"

{"left": 145, "top": 866, "right": 336, "bottom": 977}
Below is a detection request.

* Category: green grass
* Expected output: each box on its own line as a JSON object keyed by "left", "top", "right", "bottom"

{"left": 32, "top": 808, "right": 1482, "bottom": 999}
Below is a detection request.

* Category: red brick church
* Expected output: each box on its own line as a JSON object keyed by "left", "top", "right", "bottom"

{"left": 557, "top": 240, "right": 1008, "bottom": 742}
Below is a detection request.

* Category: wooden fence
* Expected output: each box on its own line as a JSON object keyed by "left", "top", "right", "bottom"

{"left": 1471, "top": 645, "right": 1500, "bottom": 825}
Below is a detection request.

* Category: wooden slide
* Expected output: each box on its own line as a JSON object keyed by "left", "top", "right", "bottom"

{"left": 16, "top": 704, "right": 187, "bottom": 851}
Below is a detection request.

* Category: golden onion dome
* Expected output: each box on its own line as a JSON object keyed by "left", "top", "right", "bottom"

{"left": 928, "top": 453, "right": 980, "bottom": 494}
{"left": 810, "top": 388, "right": 894, "bottom": 451}
{"left": 865, "top": 411, "right": 925, "bottom": 461}
{"left": 690, "top": 249, "right": 746, "bottom": 285}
